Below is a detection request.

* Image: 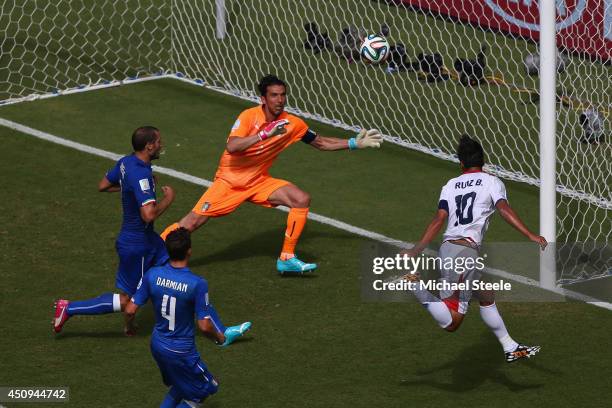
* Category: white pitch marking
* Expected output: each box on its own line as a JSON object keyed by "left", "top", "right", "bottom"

{"left": 0, "top": 117, "right": 610, "bottom": 311}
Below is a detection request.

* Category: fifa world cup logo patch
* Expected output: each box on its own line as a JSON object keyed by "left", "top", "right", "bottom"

{"left": 202, "top": 202, "right": 211, "bottom": 212}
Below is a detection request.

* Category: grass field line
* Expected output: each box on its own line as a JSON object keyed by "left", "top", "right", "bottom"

{"left": 1, "top": 117, "right": 610, "bottom": 311}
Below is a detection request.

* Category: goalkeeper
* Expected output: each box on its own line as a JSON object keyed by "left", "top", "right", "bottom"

{"left": 162, "top": 74, "right": 383, "bottom": 274}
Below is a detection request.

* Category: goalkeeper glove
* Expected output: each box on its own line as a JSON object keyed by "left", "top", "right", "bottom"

{"left": 258, "top": 119, "right": 289, "bottom": 141}
{"left": 348, "top": 129, "right": 383, "bottom": 149}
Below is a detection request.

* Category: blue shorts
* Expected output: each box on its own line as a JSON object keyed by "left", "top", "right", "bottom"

{"left": 151, "top": 342, "right": 218, "bottom": 403}
{"left": 115, "top": 235, "right": 168, "bottom": 296}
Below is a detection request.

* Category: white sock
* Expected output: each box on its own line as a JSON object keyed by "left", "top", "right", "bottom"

{"left": 112, "top": 293, "right": 122, "bottom": 312}
{"left": 479, "top": 303, "right": 518, "bottom": 352}
{"left": 409, "top": 282, "right": 453, "bottom": 328}
{"left": 425, "top": 302, "right": 453, "bottom": 329}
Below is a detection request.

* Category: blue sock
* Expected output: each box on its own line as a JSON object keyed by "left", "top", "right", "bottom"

{"left": 207, "top": 305, "right": 226, "bottom": 333}
{"left": 67, "top": 293, "right": 119, "bottom": 316}
{"left": 160, "top": 387, "right": 181, "bottom": 408}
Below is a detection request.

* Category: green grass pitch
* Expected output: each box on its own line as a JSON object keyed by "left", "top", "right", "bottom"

{"left": 0, "top": 79, "right": 610, "bottom": 407}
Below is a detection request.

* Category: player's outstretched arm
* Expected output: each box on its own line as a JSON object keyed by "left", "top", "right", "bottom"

{"left": 309, "top": 129, "right": 383, "bottom": 151}
{"left": 308, "top": 135, "right": 349, "bottom": 150}
{"left": 226, "top": 119, "right": 289, "bottom": 153}
{"left": 98, "top": 176, "right": 121, "bottom": 192}
{"left": 197, "top": 317, "right": 226, "bottom": 345}
{"left": 405, "top": 209, "right": 448, "bottom": 256}
{"left": 496, "top": 200, "right": 547, "bottom": 249}
{"left": 140, "top": 185, "right": 175, "bottom": 223}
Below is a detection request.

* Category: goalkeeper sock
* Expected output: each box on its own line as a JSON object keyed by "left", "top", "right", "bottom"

{"left": 160, "top": 222, "right": 180, "bottom": 241}
{"left": 479, "top": 303, "right": 519, "bottom": 352}
{"left": 67, "top": 293, "right": 120, "bottom": 316}
{"left": 280, "top": 207, "right": 309, "bottom": 259}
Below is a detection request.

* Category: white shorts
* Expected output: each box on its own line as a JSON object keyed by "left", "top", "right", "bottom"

{"left": 438, "top": 241, "right": 481, "bottom": 315}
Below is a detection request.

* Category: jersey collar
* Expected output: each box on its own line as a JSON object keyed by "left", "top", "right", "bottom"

{"left": 462, "top": 168, "right": 482, "bottom": 174}
{"left": 132, "top": 153, "right": 152, "bottom": 168}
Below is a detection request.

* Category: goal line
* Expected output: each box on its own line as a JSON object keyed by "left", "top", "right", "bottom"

{"left": 0, "top": 116, "right": 609, "bottom": 311}
{"left": 2, "top": 73, "right": 608, "bottom": 211}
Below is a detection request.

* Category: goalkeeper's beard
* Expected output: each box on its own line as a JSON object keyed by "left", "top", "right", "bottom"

{"left": 266, "top": 104, "right": 284, "bottom": 117}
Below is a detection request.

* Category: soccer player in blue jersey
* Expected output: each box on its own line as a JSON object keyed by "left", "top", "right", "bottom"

{"left": 125, "top": 228, "right": 252, "bottom": 407}
{"left": 53, "top": 126, "right": 175, "bottom": 335}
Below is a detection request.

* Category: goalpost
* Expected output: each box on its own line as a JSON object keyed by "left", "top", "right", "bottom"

{"left": 1, "top": 0, "right": 610, "bottom": 289}
{"left": 539, "top": 0, "right": 557, "bottom": 290}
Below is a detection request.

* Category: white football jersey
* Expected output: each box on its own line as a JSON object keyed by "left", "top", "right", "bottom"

{"left": 438, "top": 171, "right": 507, "bottom": 246}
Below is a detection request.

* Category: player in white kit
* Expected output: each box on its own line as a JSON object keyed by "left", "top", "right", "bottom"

{"left": 404, "top": 135, "right": 547, "bottom": 363}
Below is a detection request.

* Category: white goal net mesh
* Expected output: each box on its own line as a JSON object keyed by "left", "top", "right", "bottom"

{"left": 173, "top": 0, "right": 612, "bottom": 285}
{"left": 0, "top": 0, "right": 169, "bottom": 101}
{"left": 1, "top": 0, "right": 610, "bottom": 284}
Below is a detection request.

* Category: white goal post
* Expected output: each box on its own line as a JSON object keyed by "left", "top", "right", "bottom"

{"left": 539, "top": 0, "right": 557, "bottom": 290}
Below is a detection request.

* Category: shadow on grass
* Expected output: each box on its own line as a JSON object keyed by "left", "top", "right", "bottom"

{"left": 189, "top": 226, "right": 353, "bottom": 268}
{"left": 223, "top": 336, "right": 255, "bottom": 347}
{"left": 53, "top": 305, "right": 157, "bottom": 339}
{"left": 55, "top": 330, "right": 138, "bottom": 339}
{"left": 399, "top": 337, "right": 547, "bottom": 392}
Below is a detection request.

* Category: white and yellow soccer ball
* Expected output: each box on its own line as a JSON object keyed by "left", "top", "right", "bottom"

{"left": 360, "top": 34, "right": 390, "bottom": 64}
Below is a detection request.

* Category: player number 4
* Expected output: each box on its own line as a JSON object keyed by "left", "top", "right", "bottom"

{"left": 161, "top": 294, "right": 176, "bottom": 331}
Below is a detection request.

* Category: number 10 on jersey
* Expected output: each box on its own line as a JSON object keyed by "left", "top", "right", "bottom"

{"left": 454, "top": 192, "right": 476, "bottom": 226}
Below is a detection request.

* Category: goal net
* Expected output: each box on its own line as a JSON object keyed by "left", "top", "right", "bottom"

{"left": 0, "top": 0, "right": 170, "bottom": 102}
{"left": 1, "top": 0, "right": 610, "bottom": 285}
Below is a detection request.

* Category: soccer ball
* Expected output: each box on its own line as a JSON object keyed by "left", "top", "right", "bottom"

{"left": 360, "top": 34, "right": 390, "bottom": 64}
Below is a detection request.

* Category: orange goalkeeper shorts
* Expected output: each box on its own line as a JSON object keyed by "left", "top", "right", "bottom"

{"left": 192, "top": 177, "right": 290, "bottom": 217}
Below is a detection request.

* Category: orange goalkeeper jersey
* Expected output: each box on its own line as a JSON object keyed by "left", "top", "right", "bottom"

{"left": 214, "top": 106, "right": 311, "bottom": 188}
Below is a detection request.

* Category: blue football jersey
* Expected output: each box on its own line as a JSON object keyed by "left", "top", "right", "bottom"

{"left": 132, "top": 264, "right": 213, "bottom": 350}
{"left": 106, "top": 155, "right": 157, "bottom": 245}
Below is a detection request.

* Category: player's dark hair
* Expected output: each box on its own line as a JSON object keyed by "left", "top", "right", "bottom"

{"left": 165, "top": 227, "right": 192, "bottom": 261}
{"left": 258, "top": 74, "right": 286, "bottom": 96}
{"left": 457, "top": 134, "right": 485, "bottom": 168}
{"left": 131, "top": 126, "right": 159, "bottom": 152}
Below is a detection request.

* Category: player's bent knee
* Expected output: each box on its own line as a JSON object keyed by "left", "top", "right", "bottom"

{"left": 443, "top": 313, "right": 464, "bottom": 332}
{"left": 444, "top": 320, "right": 463, "bottom": 332}
{"left": 119, "top": 293, "right": 130, "bottom": 309}
{"left": 181, "top": 213, "right": 208, "bottom": 231}
{"left": 180, "top": 216, "right": 197, "bottom": 231}
{"left": 293, "top": 191, "right": 311, "bottom": 207}
{"left": 444, "top": 324, "right": 460, "bottom": 333}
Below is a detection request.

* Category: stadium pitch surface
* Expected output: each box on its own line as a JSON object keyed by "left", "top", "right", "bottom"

{"left": 1, "top": 79, "right": 610, "bottom": 407}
